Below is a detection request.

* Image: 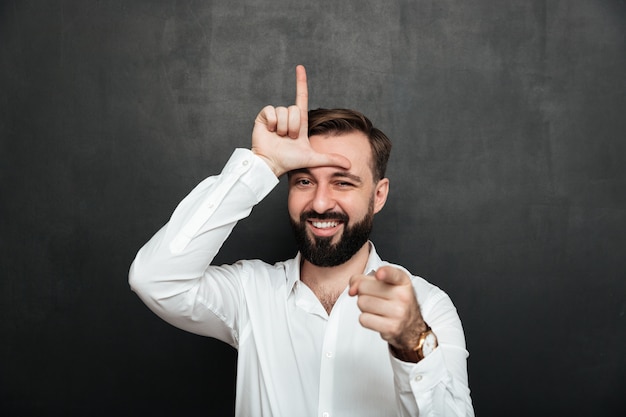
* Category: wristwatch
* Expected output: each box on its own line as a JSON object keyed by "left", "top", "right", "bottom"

{"left": 417, "top": 326, "right": 438, "bottom": 359}
{"left": 390, "top": 324, "right": 438, "bottom": 363}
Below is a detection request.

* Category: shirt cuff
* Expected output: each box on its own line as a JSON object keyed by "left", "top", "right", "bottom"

{"left": 390, "top": 346, "right": 448, "bottom": 393}
{"left": 229, "top": 148, "right": 279, "bottom": 202}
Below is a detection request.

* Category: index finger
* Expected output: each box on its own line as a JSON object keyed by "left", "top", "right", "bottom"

{"left": 295, "top": 65, "right": 308, "bottom": 127}
{"left": 375, "top": 266, "right": 410, "bottom": 286}
{"left": 348, "top": 273, "right": 369, "bottom": 297}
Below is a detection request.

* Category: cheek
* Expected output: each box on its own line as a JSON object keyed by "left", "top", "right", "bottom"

{"left": 346, "top": 195, "right": 375, "bottom": 222}
{"left": 346, "top": 192, "right": 371, "bottom": 210}
{"left": 287, "top": 191, "right": 303, "bottom": 219}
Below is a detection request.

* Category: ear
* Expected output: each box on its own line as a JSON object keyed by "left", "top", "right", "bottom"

{"left": 373, "top": 178, "right": 389, "bottom": 214}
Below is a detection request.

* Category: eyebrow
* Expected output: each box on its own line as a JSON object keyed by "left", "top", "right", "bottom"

{"left": 289, "top": 168, "right": 363, "bottom": 184}
{"left": 332, "top": 171, "right": 363, "bottom": 184}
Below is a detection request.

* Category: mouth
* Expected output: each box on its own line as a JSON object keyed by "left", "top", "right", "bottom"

{"left": 311, "top": 220, "right": 339, "bottom": 229}
{"left": 307, "top": 219, "right": 343, "bottom": 237}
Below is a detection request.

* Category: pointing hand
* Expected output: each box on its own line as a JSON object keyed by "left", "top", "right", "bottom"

{"left": 349, "top": 266, "right": 428, "bottom": 351}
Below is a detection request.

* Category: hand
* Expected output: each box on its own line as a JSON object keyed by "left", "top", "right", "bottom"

{"left": 251, "top": 65, "right": 351, "bottom": 177}
{"left": 348, "top": 266, "right": 427, "bottom": 351}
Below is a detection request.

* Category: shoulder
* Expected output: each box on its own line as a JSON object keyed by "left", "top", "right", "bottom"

{"left": 228, "top": 257, "right": 297, "bottom": 290}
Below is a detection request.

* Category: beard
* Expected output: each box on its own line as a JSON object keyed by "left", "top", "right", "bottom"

{"left": 290, "top": 201, "right": 374, "bottom": 267}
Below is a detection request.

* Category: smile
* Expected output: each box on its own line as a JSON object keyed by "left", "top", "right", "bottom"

{"left": 307, "top": 219, "right": 344, "bottom": 237}
{"left": 311, "top": 221, "right": 339, "bottom": 229}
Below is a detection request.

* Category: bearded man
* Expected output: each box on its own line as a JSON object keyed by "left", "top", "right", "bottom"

{"left": 129, "top": 66, "right": 473, "bottom": 417}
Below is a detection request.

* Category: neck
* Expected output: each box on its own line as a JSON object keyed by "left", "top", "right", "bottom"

{"left": 300, "top": 242, "right": 371, "bottom": 314}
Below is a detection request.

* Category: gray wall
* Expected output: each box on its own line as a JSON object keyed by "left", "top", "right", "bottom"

{"left": 1, "top": 1, "right": 625, "bottom": 416}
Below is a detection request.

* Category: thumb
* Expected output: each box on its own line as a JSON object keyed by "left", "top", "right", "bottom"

{"left": 306, "top": 151, "right": 351, "bottom": 171}
{"left": 375, "top": 266, "right": 410, "bottom": 286}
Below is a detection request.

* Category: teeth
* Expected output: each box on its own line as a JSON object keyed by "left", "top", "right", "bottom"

{"left": 312, "top": 221, "right": 338, "bottom": 229}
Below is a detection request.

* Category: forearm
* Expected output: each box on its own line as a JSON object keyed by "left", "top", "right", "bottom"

{"left": 391, "top": 285, "right": 474, "bottom": 416}
{"left": 128, "top": 149, "right": 278, "bottom": 333}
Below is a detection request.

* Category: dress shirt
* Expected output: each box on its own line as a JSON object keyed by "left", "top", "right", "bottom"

{"left": 129, "top": 148, "right": 474, "bottom": 417}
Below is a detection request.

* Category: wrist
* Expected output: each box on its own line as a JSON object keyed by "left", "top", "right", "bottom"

{"left": 252, "top": 151, "right": 283, "bottom": 177}
{"left": 389, "top": 324, "right": 438, "bottom": 363}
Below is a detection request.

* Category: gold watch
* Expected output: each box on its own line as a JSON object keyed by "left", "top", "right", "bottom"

{"left": 390, "top": 325, "right": 438, "bottom": 363}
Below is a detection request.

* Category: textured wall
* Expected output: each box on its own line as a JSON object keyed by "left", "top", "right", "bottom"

{"left": 1, "top": 1, "right": 625, "bottom": 415}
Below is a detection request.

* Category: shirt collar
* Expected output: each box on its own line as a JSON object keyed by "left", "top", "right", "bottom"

{"left": 285, "top": 253, "right": 302, "bottom": 295}
{"left": 285, "top": 241, "right": 386, "bottom": 296}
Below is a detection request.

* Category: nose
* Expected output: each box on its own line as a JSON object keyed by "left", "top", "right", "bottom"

{"left": 311, "top": 183, "right": 337, "bottom": 214}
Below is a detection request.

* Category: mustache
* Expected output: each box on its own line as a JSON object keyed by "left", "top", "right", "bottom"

{"left": 300, "top": 211, "right": 349, "bottom": 223}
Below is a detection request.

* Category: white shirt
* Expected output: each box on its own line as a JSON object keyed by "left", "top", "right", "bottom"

{"left": 129, "top": 149, "right": 474, "bottom": 417}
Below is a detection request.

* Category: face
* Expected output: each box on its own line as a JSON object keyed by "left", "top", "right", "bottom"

{"left": 288, "top": 131, "right": 389, "bottom": 267}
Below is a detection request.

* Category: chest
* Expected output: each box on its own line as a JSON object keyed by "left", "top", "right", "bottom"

{"left": 236, "top": 284, "right": 396, "bottom": 415}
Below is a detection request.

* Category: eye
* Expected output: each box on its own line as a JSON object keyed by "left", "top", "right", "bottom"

{"left": 294, "top": 178, "right": 313, "bottom": 187}
{"left": 336, "top": 180, "right": 355, "bottom": 188}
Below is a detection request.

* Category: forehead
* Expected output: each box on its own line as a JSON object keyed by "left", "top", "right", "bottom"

{"left": 309, "top": 131, "right": 373, "bottom": 176}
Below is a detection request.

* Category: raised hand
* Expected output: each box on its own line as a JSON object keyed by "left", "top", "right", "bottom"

{"left": 251, "top": 65, "right": 351, "bottom": 177}
{"left": 348, "top": 266, "right": 428, "bottom": 351}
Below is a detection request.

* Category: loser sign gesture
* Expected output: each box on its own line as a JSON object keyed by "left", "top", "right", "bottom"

{"left": 251, "top": 65, "right": 350, "bottom": 177}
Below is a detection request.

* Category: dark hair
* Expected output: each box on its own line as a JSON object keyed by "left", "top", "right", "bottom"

{"left": 308, "top": 108, "right": 392, "bottom": 181}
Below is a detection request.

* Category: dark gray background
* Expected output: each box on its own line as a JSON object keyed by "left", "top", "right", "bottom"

{"left": 1, "top": 1, "right": 625, "bottom": 416}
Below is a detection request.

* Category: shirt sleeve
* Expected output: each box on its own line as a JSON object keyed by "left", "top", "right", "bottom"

{"left": 128, "top": 148, "right": 279, "bottom": 346}
{"left": 389, "top": 283, "right": 474, "bottom": 417}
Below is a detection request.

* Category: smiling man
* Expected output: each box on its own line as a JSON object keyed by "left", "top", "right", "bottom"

{"left": 129, "top": 66, "right": 473, "bottom": 416}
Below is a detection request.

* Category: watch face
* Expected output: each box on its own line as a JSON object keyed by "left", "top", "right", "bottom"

{"left": 422, "top": 333, "right": 437, "bottom": 357}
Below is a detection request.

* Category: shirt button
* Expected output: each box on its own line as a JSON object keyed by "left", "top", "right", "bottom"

{"left": 242, "top": 160, "right": 249, "bottom": 166}
{"left": 325, "top": 351, "right": 333, "bottom": 358}
{"left": 414, "top": 375, "right": 423, "bottom": 382}
{"left": 322, "top": 412, "right": 330, "bottom": 417}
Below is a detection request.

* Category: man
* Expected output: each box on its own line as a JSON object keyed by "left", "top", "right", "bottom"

{"left": 129, "top": 66, "right": 473, "bottom": 416}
